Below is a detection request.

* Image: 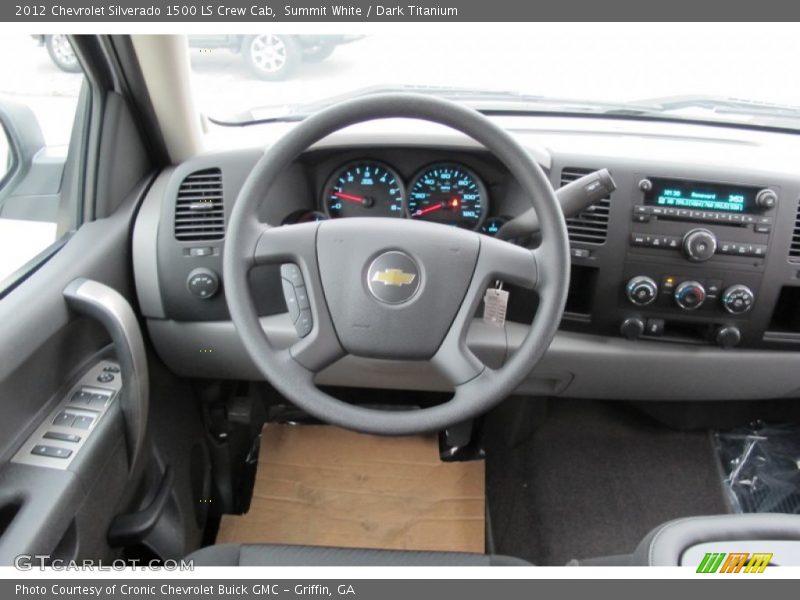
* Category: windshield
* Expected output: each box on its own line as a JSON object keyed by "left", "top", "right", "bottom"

{"left": 189, "top": 24, "right": 800, "bottom": 131}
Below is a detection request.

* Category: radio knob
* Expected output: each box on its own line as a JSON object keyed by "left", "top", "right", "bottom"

{"left": 682, "top": 228, "right": 717, "bottom": 262}
{"left": 674, "top": 280, "right": 706, "bottom": 310}
{"left": 721, "top": 284, "right": 755, "bottom": 314}
{"left": 626, "top": 276, "right": 658, "bottom": 306}
{"left": 755, "top": 188, "right": 777, "bottom": 210}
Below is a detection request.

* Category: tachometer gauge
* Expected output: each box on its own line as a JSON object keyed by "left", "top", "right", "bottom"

{"left": 406, "top": 163, "right": 488, "bottom": 230}
{"left": 323, "top": 161, "right": 405, "bottom": 219}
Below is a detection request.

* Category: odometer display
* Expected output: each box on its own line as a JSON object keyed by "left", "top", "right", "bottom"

{"left": 323, "top": 161, "right": 405, "bottom": 219}
{"left": 406, "top": 164, "right": 487, "bottom": 230}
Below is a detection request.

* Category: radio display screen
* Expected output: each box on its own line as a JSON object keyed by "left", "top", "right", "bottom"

{"left": 645, "top": 178, "right": 758, "bottom": 213}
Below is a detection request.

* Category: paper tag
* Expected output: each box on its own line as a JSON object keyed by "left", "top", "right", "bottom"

{"left": 483, "top": 287, "right": 509, "bottom": 326}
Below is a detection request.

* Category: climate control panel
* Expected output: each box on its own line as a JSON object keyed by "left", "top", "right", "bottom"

{"left": 625, "top": 276, "right": 756, "bottom": 315}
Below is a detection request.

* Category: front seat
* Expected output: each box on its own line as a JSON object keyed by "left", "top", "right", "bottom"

{"left": 186, "top": 544, "right": 531, "bottom": 566}
{"left": 576, "top": 514, "right": 800, "bottom": 566}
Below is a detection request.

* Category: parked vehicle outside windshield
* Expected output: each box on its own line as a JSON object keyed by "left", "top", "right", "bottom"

{"left": 188, "top": 24, "right": 800, "bottom": 130}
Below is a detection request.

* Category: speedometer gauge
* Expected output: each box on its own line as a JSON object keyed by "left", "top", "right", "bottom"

{"left": 406, "top": 163, "right": 488, "bottom": 230}
{"left": 323, "top": 161, "right": 405, "bottom": 219}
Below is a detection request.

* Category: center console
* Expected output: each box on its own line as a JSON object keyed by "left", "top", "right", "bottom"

{"left": 620, "top": 176, "right": 776, "bottom": 347}
{"left": 560, "top": 165, "right": 800, "bottom": 350}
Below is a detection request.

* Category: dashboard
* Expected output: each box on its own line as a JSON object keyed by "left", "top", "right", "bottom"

{"left": 132, "top": 115, "right": 800, "bottom": 402}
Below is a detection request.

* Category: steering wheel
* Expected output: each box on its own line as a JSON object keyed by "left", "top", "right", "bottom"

{"left": 223, "top": 93, "right": 569, "bottom": 435}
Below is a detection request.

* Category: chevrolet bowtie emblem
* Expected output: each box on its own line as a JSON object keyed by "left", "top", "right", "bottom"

{"left": 371, "top": 268, "right": 416, "bottom": 287}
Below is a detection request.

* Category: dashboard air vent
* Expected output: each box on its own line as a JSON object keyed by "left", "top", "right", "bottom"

{"left": 561, "top": 167, "right": 611, "bottom": 245}
{"left": 790, "top": 202, "right": 800, "bottom": 261}
{"left": 174, "top": 168, "right": 225, "bottom": 241}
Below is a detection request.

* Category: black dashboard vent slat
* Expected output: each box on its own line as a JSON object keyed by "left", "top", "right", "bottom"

{"left": 789, "top": 202, "right": 800, "bottom": 261}
{"left": 561, "top": 167, "right": 611, "bottom": 245}
{"left": 174, "top": 168, "right": 225, "bottom": 241}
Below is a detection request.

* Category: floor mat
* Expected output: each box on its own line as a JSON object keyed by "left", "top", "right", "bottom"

{"left": 217, "top": 424, "right": 485, "bottom": 552}
{"left": 715, "top": 421, "right": 800, "bottom": 515}
{"left": 486, "top": 400, "right": 729, "bottom": 565}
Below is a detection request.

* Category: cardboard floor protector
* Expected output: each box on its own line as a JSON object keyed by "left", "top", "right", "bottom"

{"left": 216, "top": 424, "right": 485, "bottom": 553}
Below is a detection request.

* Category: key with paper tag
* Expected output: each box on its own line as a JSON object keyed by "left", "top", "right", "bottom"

{"left": 483, "top": 282, "right": 509, "bottom": 326}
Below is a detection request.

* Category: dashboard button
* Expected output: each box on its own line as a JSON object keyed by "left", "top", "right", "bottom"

{"left": 645, "top": 318, "right": 665, "bottom": 336}
{"left": 631, "top": 233, "right": 647, "bottom": 246}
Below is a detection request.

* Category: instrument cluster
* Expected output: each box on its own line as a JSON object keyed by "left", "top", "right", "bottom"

{"left": 285, "top": 159, "right": 509, "bottom": 235}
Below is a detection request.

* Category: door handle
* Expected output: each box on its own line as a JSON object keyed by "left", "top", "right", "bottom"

{"left": 63, "top": 278, "right": 148, "bottom": 477}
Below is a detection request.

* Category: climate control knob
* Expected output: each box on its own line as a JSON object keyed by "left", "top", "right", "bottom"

{"left": 721, "top": 284, "right": 755, "bottom": 314}
{"left": 682, "top": 228, "right": 717, "bottom": 262}
{"left": 626, "top": 276, "right": 658, "bottom": 306}
{"left": 674, "top": 280, "right": 706, "bottom": 310}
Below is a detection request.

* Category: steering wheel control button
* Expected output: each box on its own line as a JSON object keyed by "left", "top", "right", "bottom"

{"left": 295, "top": 286, "right": 310, "bottom": 310}
{"left": 366, "top": 251, "right": 421, "bottom": 305}
{"left": 674, "top": 280, "right": 706, "bottom": 310}
{"left": 721, "top": 284, "right": 755, "bottom": 314}
{"left": 31, "top": 445, "right": 72, "bottom": 459}
{"left": 296, "top": 310, "right": 313, "bottom": 338}
{"left": 280, "top": 263, "right": 305, "bottom": 287}
{"left": 43, "top": 431, "right": 81, "bottom": 443}
{"left": 626, "top": 276, "right": 658, "bottom": 306}
{"left": 281, "top": 278, "right": 301, "bottom": 322}
{"left": 187, "top": 267, "right": 220, "bottom": 300}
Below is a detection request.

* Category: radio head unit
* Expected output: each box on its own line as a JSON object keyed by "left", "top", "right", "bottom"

{"left": 644, "top": 178, "right": 762, "bottom": 214}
